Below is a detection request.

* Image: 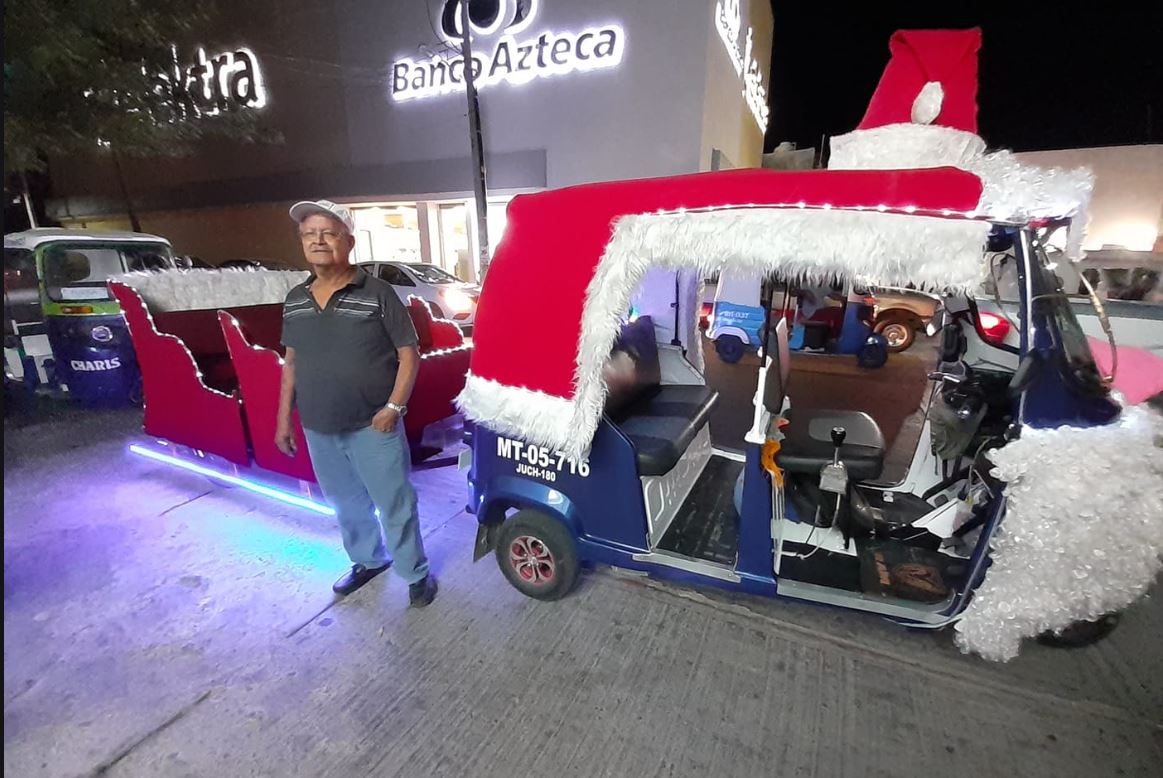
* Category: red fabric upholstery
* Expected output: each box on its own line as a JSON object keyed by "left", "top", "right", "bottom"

{"left": 150, "top": 304, "right": 284, "bottom": 392}
{"left": 109, "top": 282, "right": 250, "bottom": 465}
{"left": 408, "top": 298, "right": 435, "bottom": 351}
{"left": 406, "top": 346, "right": 472, "bottom": 447}
{"left": 219, "top": 312, "right": 317, "bottom": 482}
{"left": 407, "top": 296, "right": 465, "bottom": 352}
{"left": 220, "top": 302, "right": 471, "bottom": 465}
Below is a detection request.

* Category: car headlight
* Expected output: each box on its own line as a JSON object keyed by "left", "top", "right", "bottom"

{"left": 441, "top": 288, "right": 473, "bottom": 313}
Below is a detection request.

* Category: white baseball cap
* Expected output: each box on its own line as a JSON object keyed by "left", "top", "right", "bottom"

{"left": 289, "top": 199, "right": 355, "bottom": 234}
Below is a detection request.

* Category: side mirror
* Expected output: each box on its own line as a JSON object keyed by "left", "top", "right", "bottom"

{"left": 1008, "top": 352, "right": 1042, "bottom": 397}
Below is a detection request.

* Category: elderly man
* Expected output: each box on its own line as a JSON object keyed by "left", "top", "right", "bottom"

{"left": 276, "top": 199, "right": 437, "bottom": 606}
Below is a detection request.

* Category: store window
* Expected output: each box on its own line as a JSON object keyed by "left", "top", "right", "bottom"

{"left": 486, "top": 199, "right": 510, "bottom": 257}
{"left": 351, "top": 205, "right": 422, "bottom": 264}
{"left": 438, "top": 203, "right": 470, "bottom": 280}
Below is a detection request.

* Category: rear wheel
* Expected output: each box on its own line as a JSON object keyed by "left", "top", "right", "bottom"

{"left": 874, "top": 314, "right": 916, "bottom": 352}
{"left": 1037, "top": 614, "right": 1120, "bottom": 648}
{"left": 715, "top": 334, "right": 745, "bottom": 364}
{"left": 495, "top": 510, "right": 579, "bottom": 601}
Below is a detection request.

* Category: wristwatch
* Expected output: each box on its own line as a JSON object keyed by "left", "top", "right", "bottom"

{"left": 386, "top": 402, "right": 408, "bottom": 417}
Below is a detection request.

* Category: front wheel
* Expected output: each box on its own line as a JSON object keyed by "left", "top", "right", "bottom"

{"left": 715, "top": 334, "right": 745, "bottom": 364}
{"left": 495, "top": 510, "right": 579, "bottom": 601}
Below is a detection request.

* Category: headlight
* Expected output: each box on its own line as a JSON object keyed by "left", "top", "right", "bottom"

{"left": 440, "top": 288, "right": 473, "bottom": 313}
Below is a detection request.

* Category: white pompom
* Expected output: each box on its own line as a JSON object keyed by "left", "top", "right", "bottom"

{"left": 911, "top": 81, "right": 944, "bottom": 125}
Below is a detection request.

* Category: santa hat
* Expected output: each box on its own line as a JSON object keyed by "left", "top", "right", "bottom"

{"left": 829, "top": 28, "right": 1094, "bottom": 257}
{"left": 859, "top": 28, "right": 981, "bottom": 133}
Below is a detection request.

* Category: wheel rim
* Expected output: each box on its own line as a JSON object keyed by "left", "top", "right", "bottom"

{"left": 881, "top": 323, "right": 910, "bottom": 348}
{"left": 509, "top": 535, "right": 556, "bottom": 585}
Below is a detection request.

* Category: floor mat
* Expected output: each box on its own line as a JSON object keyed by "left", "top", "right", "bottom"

{"left": 657, "top": 456, "right": 743, "bottom": 565}
{"left": 857, "top": 539, "right": 968, "bottom": 603}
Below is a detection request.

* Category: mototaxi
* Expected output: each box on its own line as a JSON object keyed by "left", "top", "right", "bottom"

{"left": 3, "top": 228, "right": 175, "bottom": 405}
{"left": 456, "top": 167, "right": 1130, "bottom": 646}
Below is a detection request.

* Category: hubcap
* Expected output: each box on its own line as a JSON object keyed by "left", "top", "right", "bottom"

{"left": 509, "top": 535, "right": 556, "bottom": 585}
{"left": 882, "top": 323, "right": 909, "bottom": 347}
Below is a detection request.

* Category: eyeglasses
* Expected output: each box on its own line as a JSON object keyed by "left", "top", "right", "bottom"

{"left": 299, "top": 229, "right": 345, "bottom": 242}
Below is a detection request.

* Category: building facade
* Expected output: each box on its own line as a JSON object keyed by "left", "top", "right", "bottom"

{"left": 48, "top": 0, "right": 774, "bottom": 280}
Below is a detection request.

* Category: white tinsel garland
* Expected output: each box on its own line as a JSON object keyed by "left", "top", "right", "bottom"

{"left": 954, "top": 406, "right": 1163, "bottom": 661}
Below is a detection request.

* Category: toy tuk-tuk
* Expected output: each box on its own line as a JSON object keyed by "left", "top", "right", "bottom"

{"left": 3, "top": 228, "right": 174, "bottom": 405}
{"left": 455, "top": 29, "right": 1163, "bottom": 661}
{"left": 706, "top": 267, "right": 765, "bottom": 363}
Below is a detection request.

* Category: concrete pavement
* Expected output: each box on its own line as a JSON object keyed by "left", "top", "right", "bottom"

{"left": 4, "top": 406, "right": 1161, "bottom": 777}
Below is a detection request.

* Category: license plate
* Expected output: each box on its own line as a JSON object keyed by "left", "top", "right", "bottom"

{"left": 819, "top": 462, "right": 848, "bottom": 494}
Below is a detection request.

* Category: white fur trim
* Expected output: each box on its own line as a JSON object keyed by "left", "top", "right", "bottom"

{"left": 968, "top": 150, "right": 1094, "bottom": 260}
{"left": 830, "top": 124, "right": 987, "bottom": 170}
{"left": 955, "top": 406, "right": 1163, "bottom": 661}
{"left": 111, "top": 268, "right": 309, "bottom": 312}
{"left": 456, "top": 372, "right": 577, "bottom": 448}
{"left": 829, "top": 124, "right": 1095, "bottom": 259}
{"left": 464, "top": 208, "right": 990, "bottom": 458}
{"left": 911, "top": 81, "right": 944, "bottom": 125}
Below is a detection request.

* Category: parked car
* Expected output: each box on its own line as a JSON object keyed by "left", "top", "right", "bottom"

{"left": 869, "top": 287, "right": 939, "bottom": 352}
{"left": 218, "top": 258, "right": 300, "bottom": 271}
{"left": 976, "top": 248, "right": 1163, "bottom": 359}
{"left": 356, "top": 261, "right": 480, "bottom": 329}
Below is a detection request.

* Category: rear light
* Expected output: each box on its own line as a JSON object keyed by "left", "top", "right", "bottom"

{"left": 61, "top": 305, "right": 95, "bottom": 314}
{"left": 976, "top": 310, "right": 1011, "bottom": 346}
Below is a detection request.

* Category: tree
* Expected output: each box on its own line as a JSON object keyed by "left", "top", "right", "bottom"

{"left": 3, "top": 0, "right": 273, "bottom": 190}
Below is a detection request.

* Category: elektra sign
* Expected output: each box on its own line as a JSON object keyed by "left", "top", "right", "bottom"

{"left": 714, "top": 0, "right": 769, "bottom": 131}
{"left": 160, "top": 46, "right": 268, "bottom": 117}
{"left": 391, "top": 0, "right": 624, "bottom": 101}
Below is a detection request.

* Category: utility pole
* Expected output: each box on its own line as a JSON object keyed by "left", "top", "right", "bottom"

{"left": 19, "top": 171, "right": 37, "bottom": 228}
{"left": 460, "top": 0, "right": 491, "bottom": 281}
{"left": 110, "top": 148, "right": 142, "bottom": 232}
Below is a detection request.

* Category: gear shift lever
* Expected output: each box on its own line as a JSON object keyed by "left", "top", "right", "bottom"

{"left": 830, "top": 426, "right": 846, "bottom": 457}
{"left": 817, "top": 426, "right": 849, "bottom": 534}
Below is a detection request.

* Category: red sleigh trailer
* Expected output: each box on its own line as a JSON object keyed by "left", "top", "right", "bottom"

{"left": 110, "top": 269, "right": 471, "bottom": 513}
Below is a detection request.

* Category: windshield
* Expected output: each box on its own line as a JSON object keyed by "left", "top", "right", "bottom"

{"left": 42, "top": 243, "right": 172, "bottom": 301}
{"left": 404, "top": 263, "right": 461, "bottom": 284}
{"left": 1028, "top": 244, "right": 1108, "bottom": 395}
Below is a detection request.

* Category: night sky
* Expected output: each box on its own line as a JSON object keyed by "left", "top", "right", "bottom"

{"left": 765, "top": 3, "right": 1162, "bottom": 155}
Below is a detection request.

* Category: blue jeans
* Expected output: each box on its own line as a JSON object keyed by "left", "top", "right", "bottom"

{"left": 303, "top": 425, "right": 429, "bottom": 584}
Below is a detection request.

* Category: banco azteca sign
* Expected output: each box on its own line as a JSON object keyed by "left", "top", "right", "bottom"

{"left": 391, "top": 0, "right": 624, "bottom": 101}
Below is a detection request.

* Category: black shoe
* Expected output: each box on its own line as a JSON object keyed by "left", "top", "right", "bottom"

{"left": 332, "top": 564, "right": 388, "bottom": 596}
{"left": 408, "top": 575, "right": 438, "bottom": 607}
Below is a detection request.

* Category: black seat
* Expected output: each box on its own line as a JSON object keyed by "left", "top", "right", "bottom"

{"left": 779, "top": 410, "right": 885, "bottom": 480}
{"left": 765, "top": 319, "right": 886, "bottom": 481}
{"left": 601, "top": 316, "right": 717, "bottom": 476}
{"left": 613, "top": 385, "right": 718, "bottom": 476}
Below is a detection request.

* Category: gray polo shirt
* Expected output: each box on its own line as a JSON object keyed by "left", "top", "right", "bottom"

{"left": 282, "top": 268, "right": 419, "bottom": 433}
